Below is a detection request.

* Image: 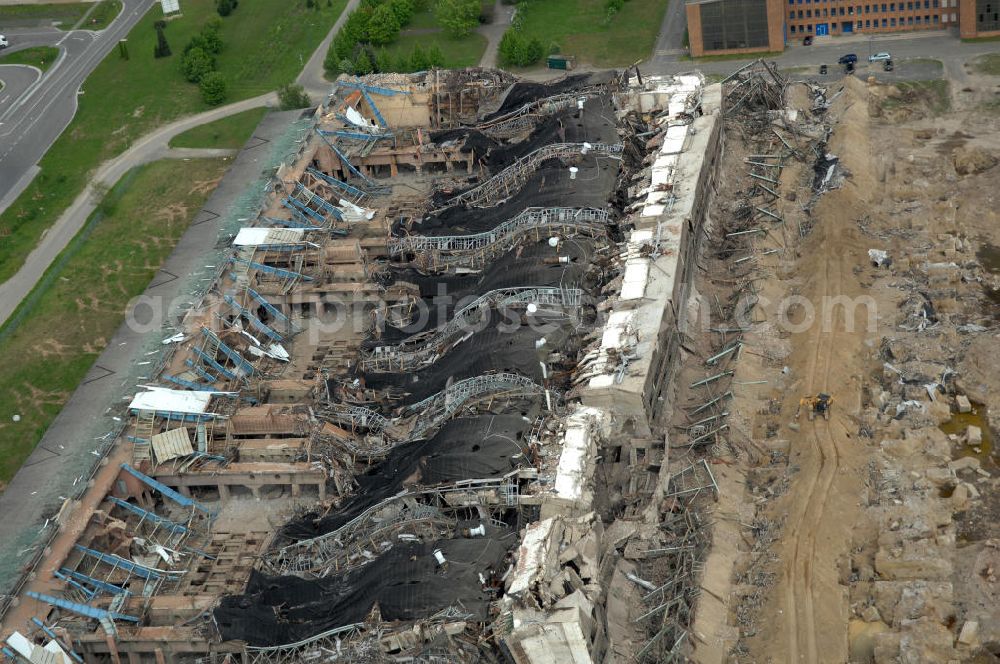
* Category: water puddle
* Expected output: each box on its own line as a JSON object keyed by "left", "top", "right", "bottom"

{"left": 849, "top": 618, "right": 890, "bottom": 663}
{"left": 940, "top": 403, "right": 994, "bottom": 470}
{"left": 977, "top": 242, "right": 1000, "bottom": 275}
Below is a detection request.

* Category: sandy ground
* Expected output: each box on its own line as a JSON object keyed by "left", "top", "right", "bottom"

{"left": 689, "top": 55, "right": 1000, "bottom": 663}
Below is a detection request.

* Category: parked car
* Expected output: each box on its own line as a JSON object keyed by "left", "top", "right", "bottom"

{"left": 869, "top": 51, "right": 891, "bottom": 62}
{"left": 883, "top": 59, "right": 894, "bottom": 71}
{"left": 802, "top": 36, "right": 813, "bottom": 46}
{"left": 819, "top": 64, "right": 828, "bottom": 75}
{"left": 0, "top": 35, "right": 9, "bottom": 49}
{"left": 838, "top": 53, "right": 858, "bottom": 65}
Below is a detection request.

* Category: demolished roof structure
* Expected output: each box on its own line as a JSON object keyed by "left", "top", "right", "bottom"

{"left": 0, "top": 66, "right": 726, "bottom": 664}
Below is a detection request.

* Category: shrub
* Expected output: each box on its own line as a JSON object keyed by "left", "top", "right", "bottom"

{"left": 199, "top": 71, "right": 227, "bottom": 105}
{"left": 278, "top": 83, "right": 312, "bottom": 109}
{"left": 436, "top": 0, "right": 479, "bottom": 37}
{"left": 217, "top": 0, "right": 233, "bottom": 16}
{"left": 367, "top": 4, "right": 401, "bottom": 45}
{"left": 181, "top": 46, "right": 215, "bottom": 83}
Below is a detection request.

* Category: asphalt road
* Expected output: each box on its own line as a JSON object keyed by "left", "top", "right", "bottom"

{"left": 650, "top": 29, "right": 1000, "bottom": 76}
{"left": 0, "top": 0, "right": 156, "bottom": 211}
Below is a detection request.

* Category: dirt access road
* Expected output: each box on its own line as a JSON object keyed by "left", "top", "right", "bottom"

{"left": 755, "top": 84, "right": 877, "bottom": 663}
{"left": 705, "top": 55, "right": 1000, "bottom": 661}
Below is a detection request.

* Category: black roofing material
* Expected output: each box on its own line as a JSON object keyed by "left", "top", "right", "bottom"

{"left": 374, "top": 238, "right": 603, "bottom": 345}
{"left": 215, "top": 535, "right": 509, "bottom": 647}
{"left": 410, "top": 160, "right": 619, "bottom": 238}
{"left": 398, "top": 94, "right": 622, "bottom": 238}
{"left": 282, "top": 415, "right": 530, "bottom": 541}
{"left": 360, "top": 310, "right": 576, "bottom": 404}
{"left": 485, "top": 72, "right": 616, "bottom": 120}
{"left": 428, "top": 128, "right": 500, "bottom": 161}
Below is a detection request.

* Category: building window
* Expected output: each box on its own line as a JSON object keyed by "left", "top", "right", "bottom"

{"left": 951, "top": 11, "right": 956, "bottom": 20}
{"left": 866, "top": 18, "right": 871, "bottom": 24}
{"left": 882, "top": 17, "right": 888, "bottom": 23}
{"left": 865, "top": 3, "right": 870, "bottom": 9}
{"left": 890, "top": 3, "right": 895, "bottom": 9}
{"left": 790, "top": 10, "right": 795, "bottom": 17}
{"left": 699, "top": 0, "right": 772, "bottom": 52}
{"left": 857, "top": 18, "right": 863, "bottom": 25}
{"left": 932, "top": 0, "right": 938, "bottom": 6}
{"left": 799, "top": 10, "right": 804, "bottom": 17}
{"left": 915, "top": 14, "right": 921, "bottom": 21}
{"left": 942, "top": 12, "right": 947, "bottom": 19}
{"left": 791, "top": 23, "right": 796, "bottom": 30}
{"left": 806, "top": 9, "right": 812, "bottom": 16}
{"left": 890, "top": 16, "right": 896, "bottom": 23}
{"left": 908, "top": 15, "right": 914, "bottom": 22}
{"left": 881, "top": 3, "right": 887, "bottom": 10}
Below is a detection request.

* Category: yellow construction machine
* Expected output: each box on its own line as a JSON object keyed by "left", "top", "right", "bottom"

{"left": 796, "top": 393, "right": 833, "bottom": 421}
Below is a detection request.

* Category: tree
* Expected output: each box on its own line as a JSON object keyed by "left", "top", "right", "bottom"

{"left": 326, "top": 8, "right": 372, "bottom": 72}
{"left": 153, "top": 21, "right": 171, "bottom": 58}
{"left": 375, "top": 48, "right": 393, "bottom": 72}
{"left": 389, "top": 0, "right": 415, "bottom": 26}
{"left": 217, "top": 0, "right": 233, "bottom": 16}
{"left": 181, "top": 47, "right": 215, "bottom": 83}
{"left": 354, "top": 49, "right": 374, "bottom": 74}
{"left": 427, "top": 43, "right": 445, "bottom": 67}
{"left": 367, "top": 4, "right": 401, "bottom": 45}
{"left": 435, "top": 0, "right": 479, "bottom": 37}
{"left": 200, "top": 71, "right": 227, "bottom": 105}
{"left": 278, "top": 83, "right": 313, "bottom": 109}
{"left": 498, "top": 29, "right": 544, "bottom": 67}
{"left": 409, "top": 43, "right": 428, "bottom": 71}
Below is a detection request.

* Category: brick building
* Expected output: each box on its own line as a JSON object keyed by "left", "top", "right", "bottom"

{"left": 960, "top": 0, "right": 1000, "bottom": 37}
{"left": 685, "top": 0, "right": 999, "bottom": 56}
{"left": 686, "top": 0, "right": 786, "bottom": 57}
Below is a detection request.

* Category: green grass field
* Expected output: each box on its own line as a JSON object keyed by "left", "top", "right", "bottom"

{"left": 514, "top": 0, "right": 668, "bottom": 66}
{"left": 169, "top": 107, "right": 269, "bottom": 148}
{"left": 0, "top": 159, "right": 228, "bottom": 483}
{"left": 973, "top": 53, "right": 1000, "bottom": 75}
{"left": 0, "top": 2, "right": 92, "bottom": 28}
{"left": 0, "top": 0, "right": 347, "bottom": 285}
{"left": 83, "top": 0, "right": 123, "bottom": 30}
{"left": 0, "top": 46, "right": 61, "bottom": 73}
{"left": 383, "top": 32, "right": 488, "bottom": 69}
{"left": 404, "top": 5, "right": 440, "bottom": 30}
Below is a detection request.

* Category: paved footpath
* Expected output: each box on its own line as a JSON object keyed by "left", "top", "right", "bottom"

{"left": 0, "top": 109, "right": 305, "bottom": 602}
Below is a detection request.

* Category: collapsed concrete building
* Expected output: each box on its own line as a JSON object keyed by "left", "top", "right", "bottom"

{"left": 0, "top": 67, "right": 724, "bottom": 663}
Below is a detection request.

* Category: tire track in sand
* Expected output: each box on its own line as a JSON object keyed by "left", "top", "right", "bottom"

{"left": 784, "top": 237, "right": 844, "bottom": 662}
